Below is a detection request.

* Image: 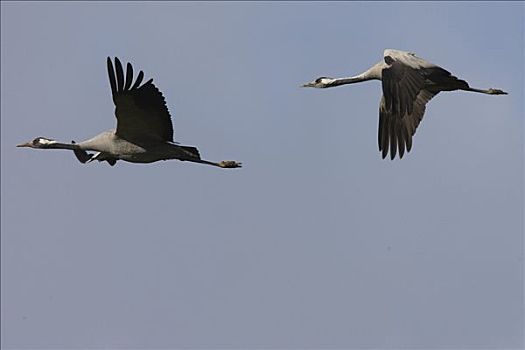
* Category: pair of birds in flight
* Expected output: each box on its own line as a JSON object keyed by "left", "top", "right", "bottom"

{"left": 18, "top": 49, "right": 507, "bottom": 166}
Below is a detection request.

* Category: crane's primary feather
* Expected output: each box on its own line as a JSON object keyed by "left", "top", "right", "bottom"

{"left": 107, "top": 57, "right": 174, "bottom": 143}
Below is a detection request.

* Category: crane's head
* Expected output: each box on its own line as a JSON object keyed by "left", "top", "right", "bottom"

{"left": 301, "top": 77, "right": 334, "bottom": 88}
{"left": 17, "top": 137, "right": 57, "bottom": 148}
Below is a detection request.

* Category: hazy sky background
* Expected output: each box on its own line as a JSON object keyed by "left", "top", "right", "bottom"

{"left": 1, "top": 2, "right": 523, "bottom": 349}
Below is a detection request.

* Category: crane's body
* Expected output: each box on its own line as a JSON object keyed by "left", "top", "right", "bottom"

{"left": 77, "top": 132, "right": 193, "bottom": 164}
{"left": 303, "top": 49, "right": 507, "bottom": 160}
{"left": 18, "top": 57, "right": 241, "bottom": 169}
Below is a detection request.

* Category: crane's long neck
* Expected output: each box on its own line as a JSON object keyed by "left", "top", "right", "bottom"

{"left": 327, "top": 62, "right": 383, "bottom": 87}
{"left": 45, "top": 141, "right": 80, "bottom": 150}
{"left": 326, "top": 75, "right": 369, "bottom": 87}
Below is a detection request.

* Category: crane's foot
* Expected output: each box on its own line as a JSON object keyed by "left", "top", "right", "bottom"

{"left": 488, "top": 88, "right": 508, "bottom": 95}
{"left": 218, "top": 160, "right": 242, "bottom": 168}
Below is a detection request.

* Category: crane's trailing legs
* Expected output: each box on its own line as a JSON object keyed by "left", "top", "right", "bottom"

{"left": 463, "top": 87, "right": 507, "bottom": 95}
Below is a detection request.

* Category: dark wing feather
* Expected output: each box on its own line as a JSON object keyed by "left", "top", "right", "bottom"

{"left": 107, "top": 59, "right": 117, "bottom": 103}
{"left": 124, "top": 63, "right": 133, "bottom": 91}
{"left": 115, "top": 57, "right": 125, "bottom": 92}
{"left": 107, "top": 57, "right": 174, "bottom": 142}
{"left": 382, "top": 57, "right": 425, "bottom": 118}
{"left": 378, "top": 90, "right": 438, "bottom": 159}
{"left": 131, "top": 70, "right": 144, "bottom": 90}
{"left": 389, "top": 116, "right": 397, "bottom": 159}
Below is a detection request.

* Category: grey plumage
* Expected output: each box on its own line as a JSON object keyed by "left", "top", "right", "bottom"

{"left": 302, "top": 49, "right": 507, "bottom": 160}
{"left": 18, "top": 57, "right": 241, "bottom": 169}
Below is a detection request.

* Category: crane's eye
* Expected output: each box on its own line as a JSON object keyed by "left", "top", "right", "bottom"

{"left": 315, "top": 77, "right": 328, "bottom": 83}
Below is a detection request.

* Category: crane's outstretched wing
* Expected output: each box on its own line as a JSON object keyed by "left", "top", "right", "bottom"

{"left": 378, "top": 90, "right": 437, "bottom": 159}
{"left": 381, "top": 57, "right": 426, "bottom": 118}
{"left": 379, "top": 53, "right": 428, "bottom": 159}
{"left": 107, "top": 57, "right": 174, "bottom": 142}
{"left": 379, "top": 50, "right": 470, "bottom": 159}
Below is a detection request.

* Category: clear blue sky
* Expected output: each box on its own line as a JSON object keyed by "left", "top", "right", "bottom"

{"left": 1, "top": 2, "right": 523, "bottom": 348}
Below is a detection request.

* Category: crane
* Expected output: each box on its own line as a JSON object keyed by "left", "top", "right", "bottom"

{"left": 302, "top": 49, "right": 507, "bottom": 160}
{"left": 17, "top": 57, "right": 242, "bottom": 169}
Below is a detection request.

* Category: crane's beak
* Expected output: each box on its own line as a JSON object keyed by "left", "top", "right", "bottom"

{"left": 17, "top": 141, "right": 32, "bottom": 148}
{"left": 301, "top": 81, "right": 315, "bottom": 88}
